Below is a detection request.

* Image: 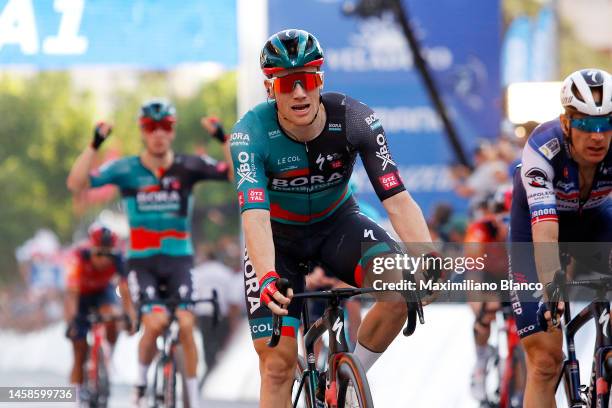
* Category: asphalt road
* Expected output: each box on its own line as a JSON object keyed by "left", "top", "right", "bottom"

{"left": 0, "top": 370, "right": 257, "bottom": 408}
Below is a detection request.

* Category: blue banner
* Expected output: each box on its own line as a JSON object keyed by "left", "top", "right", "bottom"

{"left": 0, "top": 0, "right": 237, "bottom": 68}
{"left": 268, "top": 0, "right": 501, "bottom": 216}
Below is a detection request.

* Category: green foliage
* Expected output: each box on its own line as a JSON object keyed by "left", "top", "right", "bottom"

{"left": 0, "top": 71, "right": 239, "bottom": 285}
{"left": 0, "top": 72, "right": 94, "bottom": 283}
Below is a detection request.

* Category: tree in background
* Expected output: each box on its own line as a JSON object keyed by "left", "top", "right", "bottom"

{"left": 0, "top": 72, "right": 94, "bottom": 284}
{"left": 0, "top": 71, "right": 239, "bottom": 285}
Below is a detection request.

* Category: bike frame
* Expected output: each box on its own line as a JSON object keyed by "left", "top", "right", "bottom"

{"left": 87, "top": 322, "right": 106, "bottom": 384}
{"left": 294, "top": 296, "right": 350, "bottom": 407}
{"left": 559, "top": 296, "right": 612, "bottom": 407}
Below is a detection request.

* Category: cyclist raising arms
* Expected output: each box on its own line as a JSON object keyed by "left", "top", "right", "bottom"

{"left": 509, "top": 69, "right": 612, "bottom": 407}
{"left": 67, "top": 99, "right": 232, "bottom": 408}
{"left": 230, "top": 29, "right": 436, "bottom": 407}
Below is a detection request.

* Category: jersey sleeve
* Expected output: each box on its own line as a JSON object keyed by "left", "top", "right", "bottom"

{"left": 345, "top": 97, "right": 406, "bottom": 201}
{"left": 89, "top": 159, "right": 122, "bottom": 187}
{"left": 521, "top": 138, "right": 558, "bottom": 225}
{"left": 229, "top": 117, "right": 270, "bottom": 212}
{"left": 186, "top": 154, "right": 230, "bottom": 182}
{"left": 112, "top": 253, "right": 128, "bottom": 279}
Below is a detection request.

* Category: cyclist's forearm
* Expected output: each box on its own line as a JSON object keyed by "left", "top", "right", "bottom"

{"left": 117, "top": 279, "right": 134, "bottom": 313}
{"left": 242, "top": 209, "right": 275, "bottom": 281}
{"left": 384, "top": 192, "right": 434, "bottom": 254}
{"left": 67, "top": 146, "right": 96, "bottom": 193}
{"left": 532, "top": 221, "right": 561, "bottom": 291}
{"left": 64, "top": 290, "right": 78, "bottom": 321}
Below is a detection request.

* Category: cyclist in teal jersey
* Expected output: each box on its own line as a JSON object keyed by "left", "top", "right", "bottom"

{"left": 231, "top": 29, "right": 438, "bottom": 407}
{"left": 67, "top": 99, "right": 232, "bottom": 408}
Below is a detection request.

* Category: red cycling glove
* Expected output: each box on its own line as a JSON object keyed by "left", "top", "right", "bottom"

{"left": 259, "top": 271, "right": 281, "bottom": 307}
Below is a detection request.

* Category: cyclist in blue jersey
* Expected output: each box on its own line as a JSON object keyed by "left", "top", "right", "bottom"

{"left": 67, "top": 99, "right": 232, "bottom": 408}
{"left": 230, "top": 29, "right": 437, "bottom": 407}
{"left": 509, "top": 69, "right": 612, "bottom": 407}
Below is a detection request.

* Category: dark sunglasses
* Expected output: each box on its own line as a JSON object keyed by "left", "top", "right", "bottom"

{"left": 91, "top": 249, "right": 113, "bottom": 257}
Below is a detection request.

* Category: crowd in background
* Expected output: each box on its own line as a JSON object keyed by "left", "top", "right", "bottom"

{"left": 0, "top": 129, "right": 526, "bottom": 377}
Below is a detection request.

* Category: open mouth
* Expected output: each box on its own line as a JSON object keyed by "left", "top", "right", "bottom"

{"left": 291, "top": 103, "right": 310, "bottom": 114}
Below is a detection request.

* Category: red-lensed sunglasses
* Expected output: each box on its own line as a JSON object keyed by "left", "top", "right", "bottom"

{"left": 140, "top": 117, "right": 176, "bottom": 132}
{"left": 271, "top": 71, "right": 323, "bottom": 94}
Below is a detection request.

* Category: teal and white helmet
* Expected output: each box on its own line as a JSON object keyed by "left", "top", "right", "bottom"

{"left": 260, "top": 29, "right": 324, "bottom": 76}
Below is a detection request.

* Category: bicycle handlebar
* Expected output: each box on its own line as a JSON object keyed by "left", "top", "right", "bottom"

{"left": 267, "top": 279, "right": 424, "bottom": 347}
{"left": 545, "top": 272, "right": 612, "bottom": 327}
{"left": 267, "top": 278, "right": 291, "bottom": 348}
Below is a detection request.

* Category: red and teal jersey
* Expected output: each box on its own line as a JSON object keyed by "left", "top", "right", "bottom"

{"left": 229, "top": 92, "right": 405, "bottom": 225}
{"left": 90, "top": 154, "right": 229, "bottom": 259}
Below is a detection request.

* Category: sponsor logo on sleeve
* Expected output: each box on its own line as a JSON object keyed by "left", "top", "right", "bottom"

{"left": 375, "top": 133, "right": 395, "bottom": 171}
{"left": 230, "top": 132, "right": 250, "bottom": 146}
{"left": 525, "top": 167, "right": 549, "bottom": 188}
{"left": 365, "top": 113, "right": 382, "bottom": 130}
{"left": 238, "top": 192, "right": 245, "bottom": 207}
{"left": 538, "top": 138, "right": 560, "bottom": 160}
{"left": 236, "top": 151, "right": 257, "bottom": 187}
{"left": 379, "top": 172, "right": 399, "bottom": 190}
{"left": 247, "top": 188, "right": 265, "bottom": 203}
{"left": 530, "top": 206, "right": 558, "bottom": 225}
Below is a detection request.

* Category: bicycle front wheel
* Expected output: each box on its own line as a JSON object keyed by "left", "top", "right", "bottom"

{"left": 335, "top": 353, "right": 374, "bottom": 408}
{"left": 95, "top": 348, "right": 110, "bottom": 408}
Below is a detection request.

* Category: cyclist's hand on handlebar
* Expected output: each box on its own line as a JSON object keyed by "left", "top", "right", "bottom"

{"left": 65, "top": 319, "right": 78, "bottom": 339}
{"left": 259, "top": 272, "right": 293, "bottom": 316}
{"left": 537, "top": 300, "right": 565, "bottom": 331}
{"left": 125, "top": 310, "right": 138, "bottom": 335}
{"left": 91, "top": 121, "right": 113, "bottom": 150}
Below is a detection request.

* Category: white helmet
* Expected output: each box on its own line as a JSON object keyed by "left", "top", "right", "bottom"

{"left": 560, "top": 69, "right": 612, "bottom": 116}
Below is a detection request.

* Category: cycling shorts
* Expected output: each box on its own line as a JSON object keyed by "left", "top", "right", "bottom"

{"left": 243, "top": 198, "right": 403, "bottom": 340}
{"left": 127, "top": 255, "right": 195, "bottom": 313}
{"left": 74, "top": 284, "right": 118, "bottom": 340}
{"left": 509, "top": 169, "right": 612, "bottom": 338}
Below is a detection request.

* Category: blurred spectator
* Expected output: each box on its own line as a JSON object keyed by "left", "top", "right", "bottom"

{"left": 192, "top": 247, "right": 243, "bottom": 385}
{"left": 429, "top": 203, "right": 454, "bottom": 241}
{"left": 455, "top": 141, "right": 509, "bottom": 214}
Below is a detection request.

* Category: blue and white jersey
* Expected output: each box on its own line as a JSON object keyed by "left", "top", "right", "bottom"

{"left": 520, "top": 119, "right": 612, "bottom": 226}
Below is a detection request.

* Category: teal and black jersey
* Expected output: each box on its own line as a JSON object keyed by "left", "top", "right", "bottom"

{"left": 90, "top": 154, "right": 229, "bottom": 259}
{"left": 229, "top": 92, "right": 405, "bottom": 225}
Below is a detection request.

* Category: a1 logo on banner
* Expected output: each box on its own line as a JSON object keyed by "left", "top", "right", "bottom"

{"left": 0, "top": 0, "right": 87, "bottom": 55}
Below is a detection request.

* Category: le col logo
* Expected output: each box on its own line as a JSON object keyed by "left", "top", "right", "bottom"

{"left": 277, "top": 155, "right": 300, "bottom": 165}
{"left": 375, "top": 133, "right": 395, "bottom": 171}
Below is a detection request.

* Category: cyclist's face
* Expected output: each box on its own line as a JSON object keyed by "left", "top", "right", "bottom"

{"left": 563, "top": 112, "right": 612, "bottom": 165}
{"left": 141, "top": 124, "right": 175, "bottom": 157}
{"left": 90, "top": 247, "right": 113, "bottom": 269}
{"left": 266, "top": 66, "right": 322, "bottom": 127}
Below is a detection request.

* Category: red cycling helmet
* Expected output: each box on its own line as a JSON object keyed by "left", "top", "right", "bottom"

{"left": 88, "top": 224, "right": 119, "bottom": 248}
